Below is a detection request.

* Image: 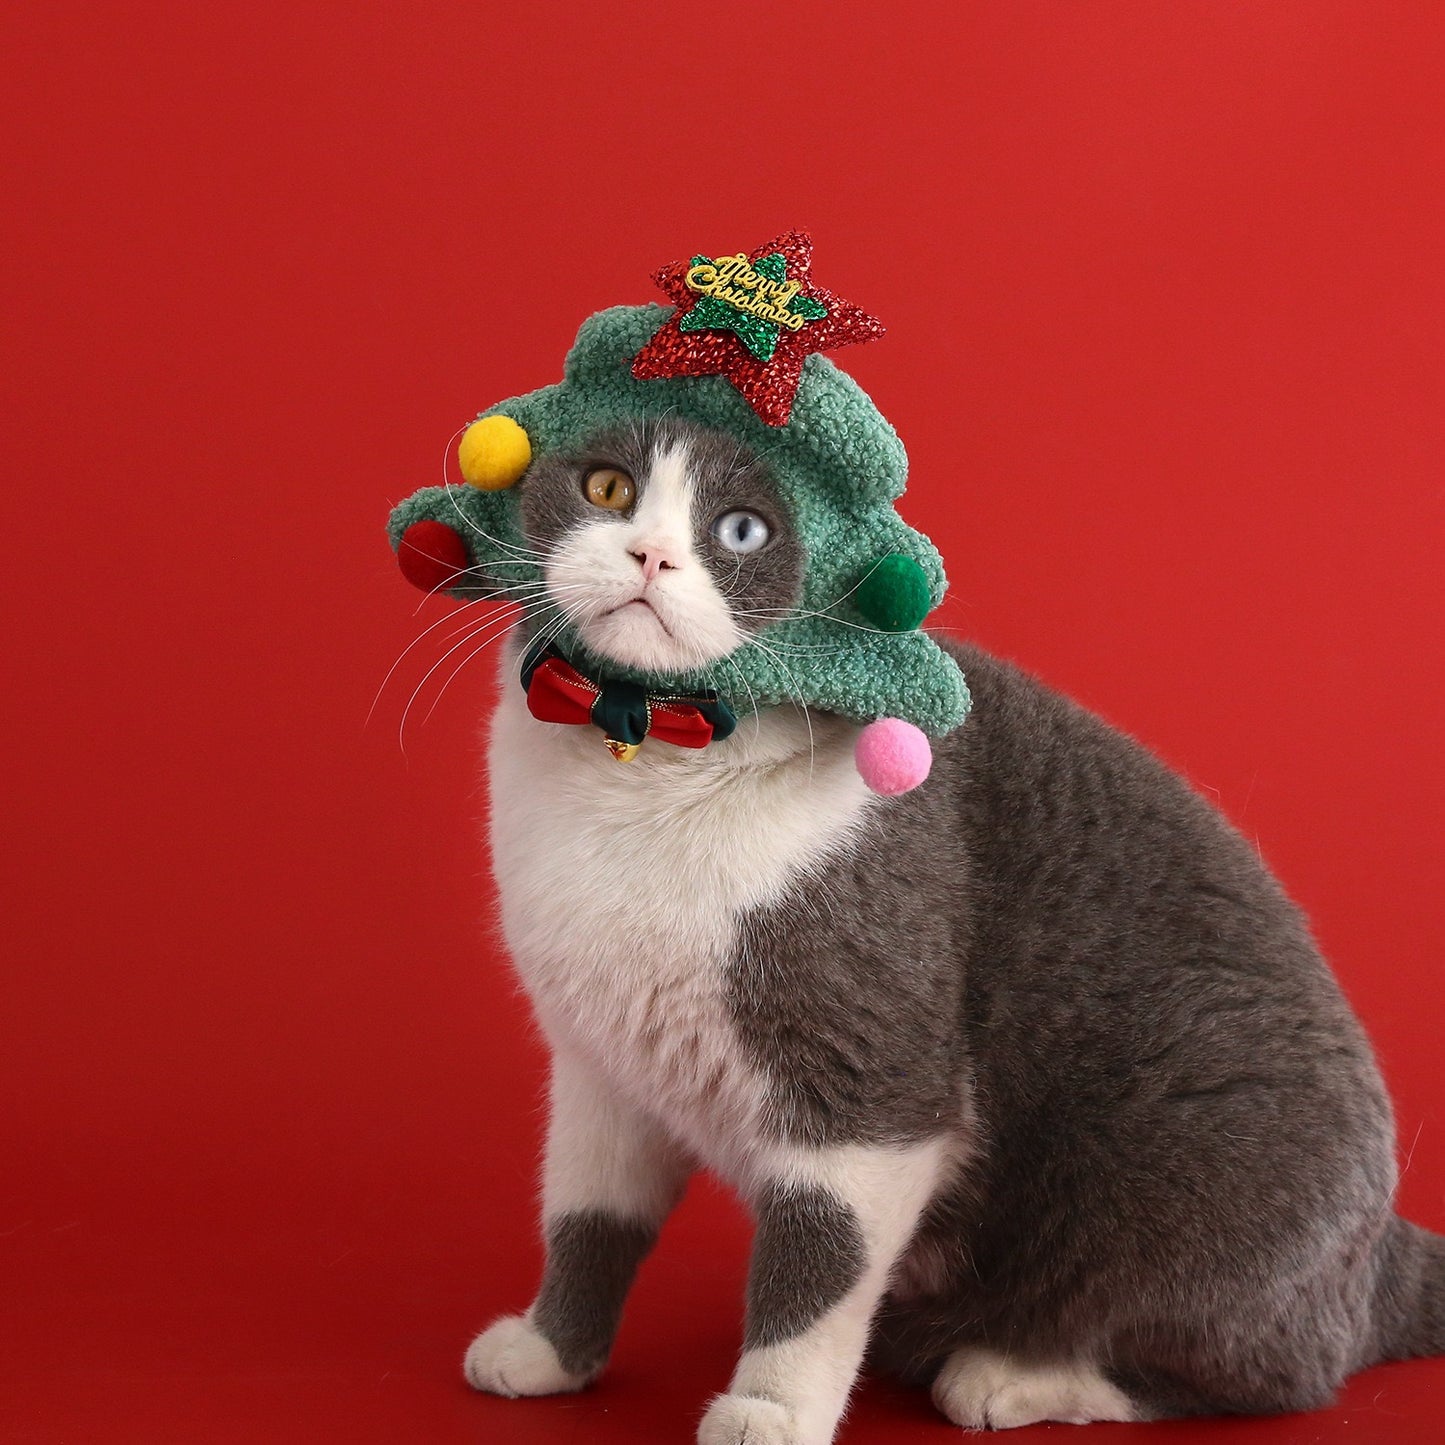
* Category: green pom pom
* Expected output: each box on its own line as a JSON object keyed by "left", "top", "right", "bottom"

{"left": 855, "top": 553, "right": 932, "bottom": 632}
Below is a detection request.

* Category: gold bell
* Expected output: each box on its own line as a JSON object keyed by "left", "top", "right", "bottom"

{"left": 605, "top": 738, "right": 641, "bottom": 762}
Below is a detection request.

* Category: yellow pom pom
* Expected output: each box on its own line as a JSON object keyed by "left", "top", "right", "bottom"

{"left": 458, "top": 415, "right": 531, "bottom": 490}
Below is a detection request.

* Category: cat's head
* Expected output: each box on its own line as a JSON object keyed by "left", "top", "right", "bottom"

{"left": 516, "top": 415, "right": 803, "bottom": 675}
{"left": 387, "top": 297, "right": 971, "bottom": 792}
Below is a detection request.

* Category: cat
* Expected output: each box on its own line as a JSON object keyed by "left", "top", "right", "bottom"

{"left": 453, "top": 413, "right": 1443, "bottom": 1443}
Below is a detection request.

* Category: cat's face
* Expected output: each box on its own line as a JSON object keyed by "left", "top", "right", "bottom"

{"left": 518, "top": 417, "right": 805, "bottom": 674}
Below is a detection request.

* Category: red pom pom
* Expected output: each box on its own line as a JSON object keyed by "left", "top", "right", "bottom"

{"left": 397, "top": 521, "right": 469, "bottom": 593}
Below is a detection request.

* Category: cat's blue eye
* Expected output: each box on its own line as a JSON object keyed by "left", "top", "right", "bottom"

{"left": 712, "top": 510, "right": 770, "bottom": 554}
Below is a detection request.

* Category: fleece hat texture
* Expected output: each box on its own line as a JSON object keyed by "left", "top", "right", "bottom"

{"left": 388, "top": 234, "right": 970, "bottom": 769}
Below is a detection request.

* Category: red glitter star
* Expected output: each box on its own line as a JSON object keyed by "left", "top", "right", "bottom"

{"left": 630, "top": 230, "right": 885, "bottom": 427}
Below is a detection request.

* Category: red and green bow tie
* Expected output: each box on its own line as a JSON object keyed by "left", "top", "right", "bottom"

{"left": 520, "top": 643, "right": 738, "bottom": 761}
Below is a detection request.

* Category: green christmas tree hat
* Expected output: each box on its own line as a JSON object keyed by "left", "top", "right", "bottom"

{"left": 388, "top": 231, "right": 970, "bottom": 794}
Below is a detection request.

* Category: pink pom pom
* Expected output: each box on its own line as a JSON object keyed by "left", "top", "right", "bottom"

{"left": 855, "top": 718, "right": 933, "bottom": 795}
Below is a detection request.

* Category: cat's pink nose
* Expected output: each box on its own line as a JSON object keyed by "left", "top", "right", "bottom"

{"left": 628, "top": 545, "right": 681, "bottom": 583}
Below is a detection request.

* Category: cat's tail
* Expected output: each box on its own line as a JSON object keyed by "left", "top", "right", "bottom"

{"left": 1372, "top": 1216, "right": 1445, "bottom": 1360}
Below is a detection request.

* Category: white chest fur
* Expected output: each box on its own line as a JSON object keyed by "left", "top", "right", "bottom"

{"left": 486, "top": 673, "right": 873, "bottom": 1165}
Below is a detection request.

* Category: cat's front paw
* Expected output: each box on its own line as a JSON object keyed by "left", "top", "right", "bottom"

{"left": 462, "top": 1314, "right": 594, "bottom": 1398}
{"left": 698, "top": 1393, "right": 803, "bottom": 1445}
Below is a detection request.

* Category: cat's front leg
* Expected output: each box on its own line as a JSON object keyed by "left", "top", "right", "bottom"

{"left": 700, "top": 1138, "right": 949, "bottom": 1445}
{"left": 464, "top": 1045, "right": 690, "bottom": 1398}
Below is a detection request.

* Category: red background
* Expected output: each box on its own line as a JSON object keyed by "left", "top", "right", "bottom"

{"left": 4, "top": 3, "right": 1442, "bottom": 1441}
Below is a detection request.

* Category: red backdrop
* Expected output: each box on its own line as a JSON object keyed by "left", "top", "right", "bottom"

{"left": 3, "top": 3, "right": 1442, "bottom": 1441}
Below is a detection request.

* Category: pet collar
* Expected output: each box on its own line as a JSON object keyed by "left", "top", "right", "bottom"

{"left": 521, "top": 642, "right": 737, "bottom": 761}
{"left": 388, "top": 231, "right": 970, "bottom": 795}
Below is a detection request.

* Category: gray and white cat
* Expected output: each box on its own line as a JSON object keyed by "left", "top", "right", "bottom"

{"left": 459, "top": 414, "right": 1442, "bottom": 1442}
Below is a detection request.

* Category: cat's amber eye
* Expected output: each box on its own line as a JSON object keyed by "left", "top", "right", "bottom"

{"left": 583, "top": 467, "right": 635, "bottom": 511}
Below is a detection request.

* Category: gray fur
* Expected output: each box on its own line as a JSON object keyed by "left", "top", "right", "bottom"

{"left": 727, "top": 637, "right": 1436, "bottom": 1417}
{"left": 532, "top": 1211, "right": 657, "bottom": 1376}
{"left": 727, "top": 740, "right": 966, "bottom": 1148}
{"left": 745, "top": 1183, "right": 867, "bottom": 1350}
{"left": 513, "top": 414, "right": 1444, "bottom": 1420}
{"left": 1372, "top": 1218, "right": 1445, "bottom": 1361}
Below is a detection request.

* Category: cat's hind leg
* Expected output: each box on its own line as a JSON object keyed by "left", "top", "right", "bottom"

{"left": 931, "top": 1346, "right": 1138, "bottom": 1429}
{"left": 699, "top": 1137, "right": 950, "bottom": 1445}
{"left": 464, "top": 1046, "right": 691, "bottom": 1397}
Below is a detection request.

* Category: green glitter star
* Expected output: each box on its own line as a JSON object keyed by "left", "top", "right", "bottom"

{"left": 679, "top": 292, "right": 778, "bottom": 360}
{"left": 752, "top": 252, "right": 787, "bottom": 283}
{"left": 678, "top": 251, "right": 829, "bottom": 362}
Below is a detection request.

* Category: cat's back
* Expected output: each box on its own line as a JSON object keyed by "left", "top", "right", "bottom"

{"left": 932, "top": 637, "right": 1382, "bottom": 1089}
{"left": 939, "top": 636, "right": 1283, "bottom": 912}
{"left": 920, "top": 641, "right": 1395, "bottom": 1297}
{"left": 934, "top": 636, "right": 1353, "bottom": 1019}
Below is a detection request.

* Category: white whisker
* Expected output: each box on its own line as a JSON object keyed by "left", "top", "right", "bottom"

{"left": 398, "top": 604, "right": 547, "bottom": 752}
{"left": 369, "top": 595, "right": 511, "bottom": 728}
{"left": 745, "top": 633, "right": 816, "bottom": 779}
{"left": 438, "top": 483, "right": 554, "bottom": 565}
